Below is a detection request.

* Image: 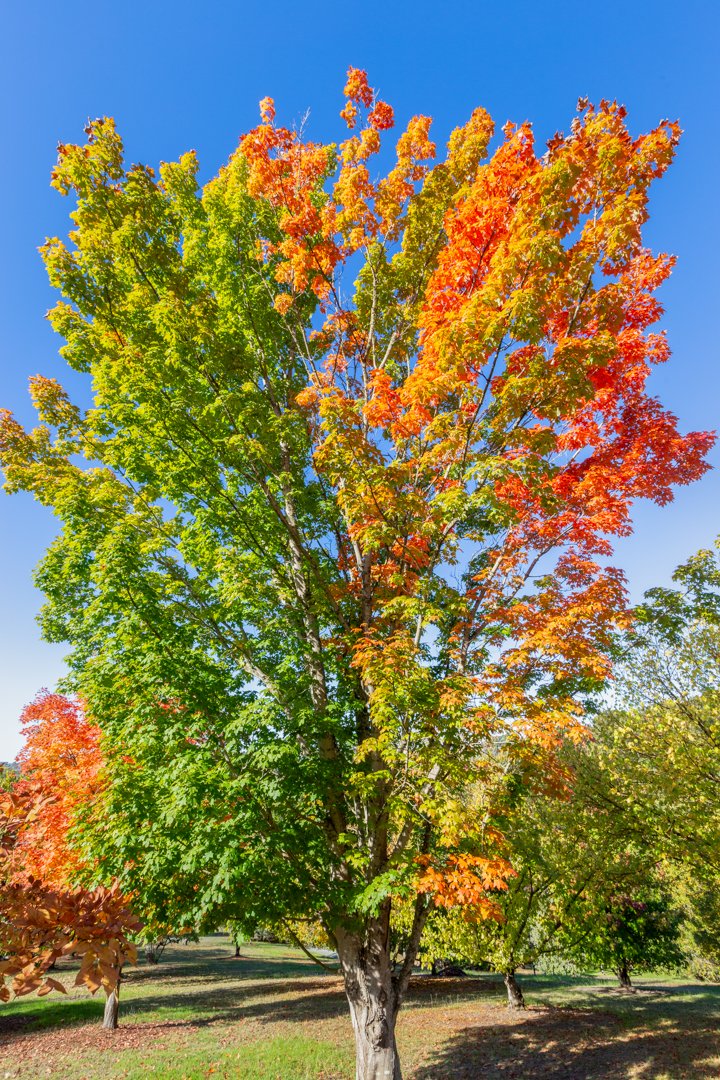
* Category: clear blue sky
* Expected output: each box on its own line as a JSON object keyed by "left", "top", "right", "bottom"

{"left": 1, "top": 0, "right": 718, "bottom": 758}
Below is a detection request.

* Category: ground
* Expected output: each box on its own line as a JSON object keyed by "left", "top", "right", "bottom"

{"left": 1, "top": 937, "right": 719, "bottom": 1078}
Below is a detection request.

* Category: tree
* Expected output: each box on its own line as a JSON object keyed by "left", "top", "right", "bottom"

{"left": 558, "top": 874, "right": 684, "bottom": 989}
{"left": 674, "top": 871, "right": 720, "bottom": 981}
{"left": 578, "top": 539, "right": 720, "bottom": 986}
{"left": 0, "top": 789, "right": 140, "bottom": 1026}
{"left": 592, "top": 539, "right": 720, "bottom": 880}
{"left": 0, "top": 72, "right": 710, "bottom": 1078}
{"left": 227, "top": 920, "right": 247, "bottom": 958}
{"left": 408, "top": 743, "right": 654, "bottom": 1008}
{"left": 0, "top": 763, "right": 18, "bottom": 792}
{"left": 0, "top": 694, "right": 142, "bottom": 1027}
{"left": 10, "top": 691, "right": 103, "bottom": 888}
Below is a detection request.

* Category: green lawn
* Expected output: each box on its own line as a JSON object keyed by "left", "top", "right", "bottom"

{"left": 2, "top": 936, "right": 719, "bottom": 1078}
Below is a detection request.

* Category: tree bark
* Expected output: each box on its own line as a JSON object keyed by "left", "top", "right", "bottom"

{"left": 340, "top": 952, "right": 401, "bottom": 1077}
{"left": 346, "top": 989, "right": 401, "bottom": 1080}
{"left": 616, "top": 961, "right": 633, "bottom": 990}
{"left": 335, "top": 912, "right": 405, "bottom": 1080}
{"left": 504, "top": 970, "right": 526, "bottom": 1009}
{"left": 102, "top": 986, "right": 120, "bottom": 1029}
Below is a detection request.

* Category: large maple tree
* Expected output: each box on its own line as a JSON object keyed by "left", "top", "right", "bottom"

{"left": 0, "top": 71, "right": 711, "bottom": 1077}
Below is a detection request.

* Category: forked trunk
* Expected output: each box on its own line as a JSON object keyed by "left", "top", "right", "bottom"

{"left": 616, "top": 961, "right": 633, "bottom": 990}
{"left": 102, "top": 986, "right": 120, "bottom": 1029}
{"left": 504, "top": 970, "right": 526, "bottom": 1009}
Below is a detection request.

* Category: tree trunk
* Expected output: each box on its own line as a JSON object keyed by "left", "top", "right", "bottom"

{"left": 616, "top": 962, "right": 633, "bottom": 990}
{"left": 504, "top": 970, "right": 526, "bottom": 1009}
{"left": 335, "top": 916, "right": 403, "bottom": 1080}
{"left": 102, "top": 986, "right": 120, "bottom": 1029}
{"left": 234, "top": 943, "right": 241, "bottom": 958}
{"left": 346, "top": 990, "right": 401, "bottom": 1080}
{"left": 330, "top": 858, "right": 430, "bottom": 1078}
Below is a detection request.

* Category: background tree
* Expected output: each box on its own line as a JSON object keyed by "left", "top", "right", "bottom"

{"left": 410, "top": 739, "right": 656, "bottom": 1008}
{"left": 557, "top": 872, "right": 684, "bottom": 989}
{"left": 0, "top": 788, "right": 140, "bottom": 1027}
{"left": 0, "top": 72, "right": 711, "bottom": 1078}
{"left": 577, "top": 539, "right": 720, "bottom": 986}
{"left": 9, "top": 691, "right": 102, "bottom": 887}
{"left": 0, "top": 694, "right": 143, "bottom": 1027}
{"left": 227, "top": 920, "right": 248, "bottom": 959}
{"left": 675, "top": 873, "right": 720, "bottom": 981}
{"left": 591, "top": 540, "right": 720, "bottom": 880}
{"left": 0, "top": 764, "right": 17, "bottom": 792}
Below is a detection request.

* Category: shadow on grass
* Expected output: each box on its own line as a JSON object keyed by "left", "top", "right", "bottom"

{"left": 122, "top": 954, "right": 325, "bottom": 987}
{"left": 0, "top": 977, "right": 351, "bottom": 1042}
{"left": 413, "top": 1008, "right": 720, "bottom": 1079}
{"left": 0, "top": 936, "right": 346, "bottom": 1040}
{"left": 0, "top": 974, "right": 595, "bottom": 1042}
{"left": 0, "top": 997, "right": 105, "bottom": 1034}
{"left": 137, "top": 974, "right": 522, "bottom": 1029}
{"left": 528, "top": 980, "right": 720, "bottom": 1025}
{"left": 0, "top": 975, "right": 502, "bottom": 1042}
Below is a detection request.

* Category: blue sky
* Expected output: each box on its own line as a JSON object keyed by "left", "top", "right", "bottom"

{"left": 1, "top": 0, "right": 718, "bottom": 758}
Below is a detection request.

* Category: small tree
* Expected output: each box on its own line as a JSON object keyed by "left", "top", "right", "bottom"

{"left": 0, "top": 694, "right": 143, "bottom": 1026}
{"left": 561, "top": 884, "right": 684, "bottom": 989}
{"left": 0, "top": 790, "right": 140, "bottom": 1025}
{"left": 227, "top": 920, "right": 248, "bottom": 958}
{"left": 410, "top": 752, "right": 645, "bottom": 1008}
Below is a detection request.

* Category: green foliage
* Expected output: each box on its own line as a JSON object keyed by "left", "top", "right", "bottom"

{"left": 675, "top": 872, "right": 720, "bottom": 981}
{"left": 0, "top": 96, "right": 709, "bottom": 1072}
{"left": 406, "top": 782, "right": 594, "bottom": 975}
{"left": 559, "top": 883, "right": 684, "bottom": 982}
{"left": 592, "top": 538, "right": 720, "bottom": 879}
{"left": 408, "top": 739, "right": 671, "bottom": 984}
{"left": 0, "top": 764, "right": 17, "bottom": 793}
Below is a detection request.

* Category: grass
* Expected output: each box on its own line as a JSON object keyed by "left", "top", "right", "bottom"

{"left": 2, "top": 936, "right": 720, "bottom": 1078}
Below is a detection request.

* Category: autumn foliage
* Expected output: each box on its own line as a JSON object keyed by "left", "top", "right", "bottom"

{"left": 0, "top": 790, "right": 139, "bottom": 1003}
{"left": 233, "top": 72, "right": 711, "bottom": 736}
{"left": 9, "top": 691, "right": 103, "bottom": 887}
{"left": 0, "top": 695, "right": 139, "bottom": 1005}
{"left": 234, "top": 74, "right": 711, "bottom": 905}
{"left": 0, "top": 70, "right": 712, "bottom": 1073}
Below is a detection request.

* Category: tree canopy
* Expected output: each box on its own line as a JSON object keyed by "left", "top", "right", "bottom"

{"left": 0, "top": 71, "right": 711, "bottom": 1078}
